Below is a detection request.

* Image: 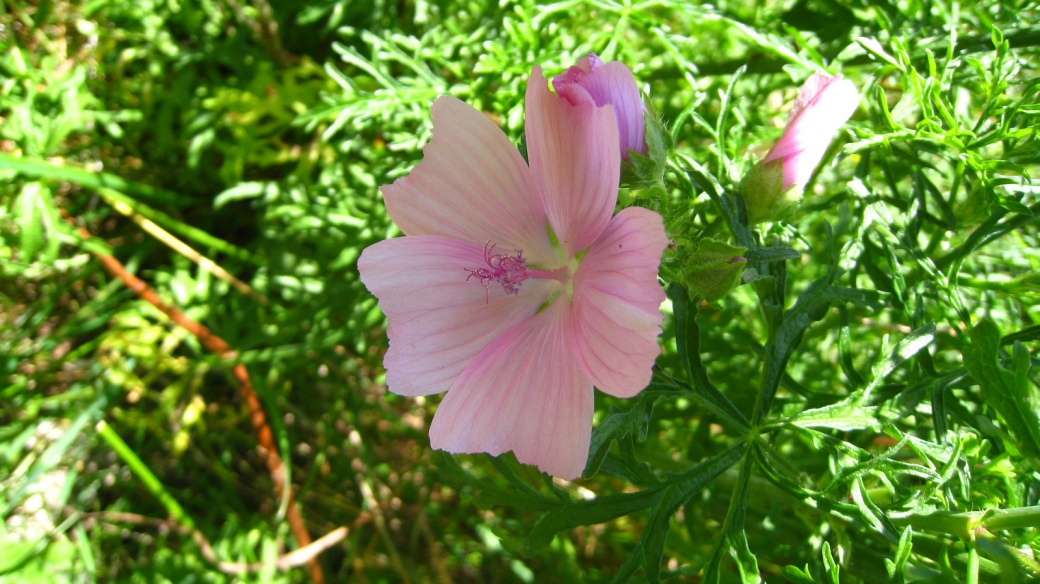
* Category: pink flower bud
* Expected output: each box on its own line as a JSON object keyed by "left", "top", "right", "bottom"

{"left": 553, "top": 54, "right": 646, "bottom": 161}
{"left": 763, "top": 72, "right": 859, "bottom": 190}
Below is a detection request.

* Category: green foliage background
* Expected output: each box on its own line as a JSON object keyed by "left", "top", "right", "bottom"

{"left": 2, "top": 0, "right": 1039, "bottom": 581}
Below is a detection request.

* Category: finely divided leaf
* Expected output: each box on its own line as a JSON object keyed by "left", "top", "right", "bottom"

{"left": 523, "top": 488, "right": 664, "bottom": 554}
{"left": 962, "top": 319, "right": 1040, "bottom": 463}
{"left": 641, "top": 442, "right": 748, "bottom": 583}
{"left": 666, "top": 283, "right": 750, "bottom": 432}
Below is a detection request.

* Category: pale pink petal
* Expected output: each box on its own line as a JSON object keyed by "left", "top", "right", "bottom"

{"left": 525, "top": 66, "right": 620, "bottom": 257}
{"left": 786, "top": 72, "right": 837, "bottom": 122}
{"left": 429, "top": 297, "right": 593, "bottom": 479}
{"left": 765, "top": 74, "right": 859, "bottom": 189}
{"left": 554, "top": 57, "right": 646, "bottom": 159}
{"left": 381, "top": 96, "right": 556, "bottom": 265}
{"left": 358, "top": 236, "right": 556, "bottom": 396}
{"left": 571, "top": 207, "right": 667, "bottom": 398}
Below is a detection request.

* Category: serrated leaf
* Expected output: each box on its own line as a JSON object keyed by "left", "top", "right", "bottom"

{"left": 522, "top": 488, "right": 664, "bottom": 554}
{"left": 824, "top": 439, "right": 942, "bottom": 490}
{"left": 584, "top": 390, "right": 667, "bottom": 479}
{"left": 584, "top": 407, "right": 637, "bottom": 478}
{"left": 838, "top": 310, "right": 866, "bottom": 388}
{"left": 702, "top": 454, "right": 759, "bottom": 584}
{"left": 641, "top": 442, "right": 747, "bottom": 583}
{"left": 597, "top": 452, "right": 661, "bottom": 489}
{"left": 430, "top": 451, "right": 560, "bottom": 512}
{"left": 666, "top": 284, "right": 750, "bottom": 432}
{"left": 621, "top": 110, "right": 672, "bottom": 189}
{"left": 849, "top": 477, "right": 901, "bottom": 541}
{"left": 754, "top": 278, "right": 886, "bottom": 423}
{"left": 855, "top": 324, "right": 935, "bottom": 402}
{"left": 962, "top": 319, "right": 1040, "bottom": 463}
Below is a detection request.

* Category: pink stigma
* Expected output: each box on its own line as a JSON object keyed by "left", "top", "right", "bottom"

{"left": 466, "top": 242, "right": 531, "bottom": 302}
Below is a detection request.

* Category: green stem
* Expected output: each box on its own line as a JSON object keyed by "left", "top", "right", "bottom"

{"left": 95, "top": 420, "right": 195, "bottom": 529}
{"left": 892, "top": 506, "right": 1040, "bottom": 539}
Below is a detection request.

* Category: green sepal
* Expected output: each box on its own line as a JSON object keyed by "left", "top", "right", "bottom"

{"left": 682, "top": 239, "right": 748, "bottom": 303}
{"left": 738, "top": 158, "right": 802, "bottom": 225}
{"left": 620, "top": 108, "right": 672, "bottom": 189}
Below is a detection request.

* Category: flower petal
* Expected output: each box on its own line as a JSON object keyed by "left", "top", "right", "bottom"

{"left": 381, "top": 96, "right": 556, "bottom": 265}
{"left": 359, "top": 235, "right": 555, "bottom": 396}
{"left": 429, "top": 297, "right": 593, "bottom": 479}
{"left": 525, "top": 66, "right": 620, "bottom": 257}
{"left": 571, "top": 207, "right": 667, "bottom": 397}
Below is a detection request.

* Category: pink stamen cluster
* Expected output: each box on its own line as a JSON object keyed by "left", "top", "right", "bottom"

{"left": 466, "top": 242, "right": 531, "bottom": 302}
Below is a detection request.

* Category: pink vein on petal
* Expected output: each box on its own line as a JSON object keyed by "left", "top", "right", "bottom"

{"left": 359, "top": 236, "right": 554, "bottom": 397}
{"left": 571, "top": 207, "right": 668, "bottom": 398}
{"left": 429, "top": 297, "right": 593, "bottom": 479}
{"left": 381, "top": 96, "right": 556, "bottom": 266}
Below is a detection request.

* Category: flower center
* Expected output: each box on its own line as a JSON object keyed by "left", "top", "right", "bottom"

{"left": 465, "top": 243, "right": 532, "bottom": 302}
{"left": 465, "top": 242, "right": 572, "bottom": 303}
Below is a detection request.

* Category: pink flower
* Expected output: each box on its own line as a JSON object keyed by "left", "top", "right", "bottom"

{"left": 358, "top": 66, "right": 668, "bottom": 479}
{"left": 763, "top": 72, "right": 859, "bottom": 190}
{"left": 553, "top": 54, "right": 647, "bottom": 161}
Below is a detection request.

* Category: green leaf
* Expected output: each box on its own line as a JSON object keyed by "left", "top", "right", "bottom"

{"left": 622, "top": 110, "right": 672, "bottom": 189}
{"left": 584, "top": 390, "right": 665, "bottom": 479}
{"left": 754, "top": 278, "right": 885, "bottom": 424}
{"left": 821, "top": 541, "right": 839, "bottom": 584}
{"left": 885, "top": 527, "right": 913, "bottom": 584}
{"left": 962, "top": 319, "right": 1040, "bottom": 463}
{"left": 666, "top": 284, "right": 750, "bottom": 432}
{"left": 838, "top": 310, "right": 866, "bottom": 388}
{"left": 682, "top": 239, "right": 748, "bottom": 303}
{"left": 430, "top": 451, "right": 561, "bottom": 513}
{"left": 743, "top": 246, "right": 801, "bottom": 263}
{"left": 2, "top": 398, "right": 106, "bottom": 517}
{"left": 522, "top": 488, "right": 664, "bottom": 555}
{"left": 787, "top": 400, "right": 881, "bottom": 431}
{"left": 597, "top": 451, "right": 661, "bottom": 489}
{"left": 702, "top": 453, "right": 759, "bottom": 584}
{"left": 781, "top": 565, "right": 816, "bottom": 584}
{"left": 214, "top": 181, "right": 268, "bottom": 209}
{"left": 641, "top": 442, "right": 747, "bottom": 583}
{"left": 15, "top": 182, "right": 46, "bottom": 260}
{"left": 849, "top": 477, "right": 901, "bottom": 541}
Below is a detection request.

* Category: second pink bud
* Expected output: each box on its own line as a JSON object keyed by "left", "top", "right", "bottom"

{"left": 553, "top": 54, "right": 647, "bottom": 161}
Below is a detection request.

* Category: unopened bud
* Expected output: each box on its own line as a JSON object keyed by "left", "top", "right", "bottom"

{"left": 553, "top": 53, "right": 646, "bottom": 161}
{"left": 741, "top": 72, "right": 858, "bottom": 225}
